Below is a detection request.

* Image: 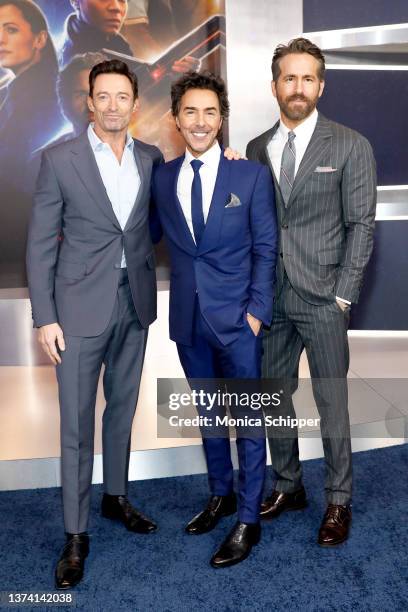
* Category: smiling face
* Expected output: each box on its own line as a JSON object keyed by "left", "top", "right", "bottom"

{"left": 175, "top": 88, "right": 223, "bottom": 157}
{"left": 272, "top": 52, "right": 324, "bottom": 127}
{"left": 0, "top": 4, "right": 46, "bottom": 74}
{"left": 77, "top": 0, "right": 127, "bottom": 35}
{"left": 87, "top": 72, "right": 138, "bottom": 136}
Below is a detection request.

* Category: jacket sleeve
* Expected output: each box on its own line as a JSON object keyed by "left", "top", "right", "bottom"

{"left": 26, "top": 150, "right": 63, "bottom": 327}
{"left": 335, "top": 136, "right": 377, "bottom": 303}
{"left": 247, "top": 165, "right": 278, "bottom": 326}
{"left": 245, "top": 139, "right": 257, "bottom": 162}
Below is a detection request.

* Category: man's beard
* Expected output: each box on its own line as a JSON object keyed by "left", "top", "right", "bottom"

{"left": 278, "top": 93, "right": 318, "bottom": 122}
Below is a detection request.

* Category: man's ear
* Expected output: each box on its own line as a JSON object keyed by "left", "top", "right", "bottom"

{"left": 133, "top": 97, "right": 140, "bottom": 112}
{"left": 87, "top": 96, "right": 94, "bottom": 112}
{"left": 271, "top": 79, "right": 277, "bottom": 100}
{"left": 175, "top": 115, "right": 180, "bottom": 131}
{"left": 318, "top": 80, "right": 325, "bottom": 98}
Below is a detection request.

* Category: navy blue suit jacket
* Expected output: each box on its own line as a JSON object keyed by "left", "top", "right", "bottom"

{"left": 152, "top": 150, "right": 278, "bottom": 346}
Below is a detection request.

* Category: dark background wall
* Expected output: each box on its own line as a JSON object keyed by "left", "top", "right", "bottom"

{"left": 304, "top": 0, "right": 408, "bottom": 31}
{"left": 318, "top": 70, "right": 408, "bottom": 187}
{"left": 304, "top": 0, "right": 408, "bottom": 330}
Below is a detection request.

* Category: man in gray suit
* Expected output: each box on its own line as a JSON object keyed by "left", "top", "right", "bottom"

{"left": 246, "top": 38, "right": 376, "bottom": 546}
{"left": 26, "top": 59, "right": 162, "bottom": 589}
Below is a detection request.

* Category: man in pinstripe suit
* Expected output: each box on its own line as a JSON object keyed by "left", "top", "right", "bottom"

{"left": 246, "top": 38, "right": 377, "bottom": 546}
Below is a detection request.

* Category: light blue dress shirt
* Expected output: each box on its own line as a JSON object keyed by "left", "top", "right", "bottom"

{"left": 87, "top": 123, "right": 140, "bottom": 268}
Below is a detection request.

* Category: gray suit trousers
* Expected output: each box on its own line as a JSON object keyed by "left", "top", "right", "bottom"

{"left": 263, "top": 276, "right": 352, "bottom": 505}
{"left": 56, "top": 275, "right": 148, "bottom": 534}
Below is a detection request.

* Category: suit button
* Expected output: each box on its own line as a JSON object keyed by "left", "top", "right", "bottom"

{"left": 280, "top": 252, "right": 283, "bottom": 258}
{"left": 114, "top": 263, "right": 121, "bottom": 269}
{"left": 282, "top": 224, "right": 288, "bottom": 229}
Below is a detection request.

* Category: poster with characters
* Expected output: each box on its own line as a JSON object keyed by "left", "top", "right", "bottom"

{"left": 0, "top": 0, "right": 226, "bottom": 287}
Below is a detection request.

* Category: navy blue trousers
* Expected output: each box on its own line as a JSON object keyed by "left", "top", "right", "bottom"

{"left": 177, "top": 302, "right": 266, "bottom": 524}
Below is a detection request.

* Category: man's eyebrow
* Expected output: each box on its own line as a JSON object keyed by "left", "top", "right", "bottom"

{"left": 95, "top": 91, "right": 131, "bottom": 96}
{"left": 283, "top": 73, "right": 316, "bottom": 78}
{"left": 183, "top": 106, "right": 218, "bottom": 111}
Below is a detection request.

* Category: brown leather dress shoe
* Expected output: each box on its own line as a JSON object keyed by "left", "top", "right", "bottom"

{"left": 318, "top": 504, "right": 352, "bottom": 546}
{"left": 101, "top": 494, "right": 157, "bottom": 533}
{"left": 260, "top": 486, "right": 307, "bottom": 520}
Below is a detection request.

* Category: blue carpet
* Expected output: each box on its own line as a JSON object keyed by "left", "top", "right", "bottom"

{"left": 0, "top": 444, "right": 407, "bottom": 612}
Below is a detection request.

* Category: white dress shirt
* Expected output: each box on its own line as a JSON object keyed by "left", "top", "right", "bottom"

{"left": 177, "top": 141, "right": 221, "bottom": 243}
{"left": 88, "top": 124, "right": 140, "bottom": 268}
{"left": 267, "top": 110, "right": 350, "bottom": 305}
{"left": 267, "top": 108, "right": 318, "bottom": 181}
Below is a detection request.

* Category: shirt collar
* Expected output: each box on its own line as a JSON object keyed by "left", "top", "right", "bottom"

{"left": 183, "top": 140, "right": 221, "bottom": 169}
{"left": 277, "top": 108, "right": 318, "bottom": 141}
{"left": 87, "top": 123, "right": 134, "bottom": 153}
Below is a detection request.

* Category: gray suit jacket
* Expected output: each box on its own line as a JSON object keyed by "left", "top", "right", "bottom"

{"left": 26, "top": 131, "right": 163, "bottom": 336}
{"left": 246, "top": 113, "right": 377, "bottom": 305}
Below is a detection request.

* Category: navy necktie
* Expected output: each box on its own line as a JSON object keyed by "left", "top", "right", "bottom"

{"left": 190, "top": 159, "right": 204, "bottom": 244}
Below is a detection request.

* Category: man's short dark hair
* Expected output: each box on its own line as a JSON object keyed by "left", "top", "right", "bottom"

{"left": 89, "top": 59, "right": 138, "bottom": 99}
{"left": 58, "top": 52, "right": 106, "bottom": 107}
{"left": 271, "top": 37, "right": 326, "bottom": 81}
{"left": 171, "top": 70, "right": 229, "bottom": 118}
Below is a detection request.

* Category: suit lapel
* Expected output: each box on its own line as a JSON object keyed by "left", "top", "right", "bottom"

{"left": 197, "top": 152, "right": 231, "bottom": 255}
{"left": 258, "top": 122, "right": 286, "bottom": 214}
{"left": 172, "top": 156, "right": 197, "bottom": 254}
{"left": 70, "top": 132, "right": 121, "bottom": 230}
{"left": 123, "top": 142, "right": 150, "bottom": 231}
{"left": 287, "top": 113, "right": 332, "bottom": 206}
{"left": 261, "top": 122, "right": 283, "bottom": 202}
{"left": 260, "top": 123, "right": 279, "bottom": 176}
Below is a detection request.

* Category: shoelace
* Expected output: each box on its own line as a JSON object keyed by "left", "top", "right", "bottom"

{"left": 62, "top": 537, "right": 87, "bottom": 559}
{"left": 230, "top": 523, "right": 247, "bottom": 543}
{"left": 325, "top": 505, "right": 346, "bottom": 525}
{"left": 118, "top": 496, "right": 143, "bottom": 520}
{"left": 118, "top": 496, "right": 135, "bottom": 516}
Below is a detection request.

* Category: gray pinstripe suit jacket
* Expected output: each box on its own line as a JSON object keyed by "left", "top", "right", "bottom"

{"left": 246, "top": 113, "right": 377, "bottom": 305}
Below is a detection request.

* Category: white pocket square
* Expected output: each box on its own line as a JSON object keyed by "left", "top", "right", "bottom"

{"left": 314, "top": 166, "right": 337, "bottom": 173}
{"left": 225, "top": 193, "right": 242, "bottom": 208}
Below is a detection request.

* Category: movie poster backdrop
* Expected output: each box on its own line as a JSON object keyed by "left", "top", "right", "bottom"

{"left": 0, "top": 0, "right": 226, "bottom": 288}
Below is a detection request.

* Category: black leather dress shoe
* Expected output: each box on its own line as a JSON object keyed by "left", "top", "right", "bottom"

{"left": 260, "top": 486, "right": 307, "bottom": 520}
{"left": 55, "top": 533, "right": 89, "bottom": 590}
{"left": 101, "top": 494, "right": 157, "bottom": 533}
{"left": 185, "top": 493, "right": 237, "bottom": 535}
{"left": 318, "top": 504, "right": 352, "bottom": 547}
{"left": 210, "top": 521, "right": 260, "bottom": 568}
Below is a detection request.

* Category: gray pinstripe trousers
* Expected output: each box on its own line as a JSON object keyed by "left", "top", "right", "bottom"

{"left": 262, "top": 275, "right": 352, "bottom": 505}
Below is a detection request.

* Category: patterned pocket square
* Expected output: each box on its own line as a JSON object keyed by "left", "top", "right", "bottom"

{"left": 225, "top": 193, "right": 242, "bottom": 208}
{"left": 314, "top": 166, "right": 337, "bottom": 173}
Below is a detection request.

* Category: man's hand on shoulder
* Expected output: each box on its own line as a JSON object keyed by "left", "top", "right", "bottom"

{"left": 224, "top": 147, "right": 246, "bottom": 161}
{"left": 246, "top": 312, "right": 262, "bottom": 336}
{"left": 38, "top": 323, "right": 65, "bottom": 365}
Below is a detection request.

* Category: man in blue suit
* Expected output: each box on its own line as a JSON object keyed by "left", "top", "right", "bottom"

{"left": 152, "top": 71, "right": 278, "bottom": 568}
